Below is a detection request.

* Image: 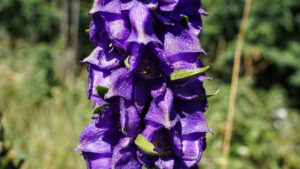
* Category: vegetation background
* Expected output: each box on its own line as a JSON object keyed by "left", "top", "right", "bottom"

{"left": 0, "top": 0, "right": 299, "bottom": 168}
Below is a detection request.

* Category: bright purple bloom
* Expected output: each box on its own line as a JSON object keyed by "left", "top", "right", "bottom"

{"left": 75, "top": 0, "right": 212, "bottom": 168}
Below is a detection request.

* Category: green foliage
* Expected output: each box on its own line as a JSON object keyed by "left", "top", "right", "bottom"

{"left": 0, "top": 0, "right": 60, "bottom": 42}
{"left": 0, "top": 38, "right": 92, "bottom": 169}
{"left": 169, "top": 66, "right": 210, "bottom": 81}
{"left": 201, "top": 0, "right": 300, "bottom": 106}
{"left": 0, "top": 112, "right": 25, "bottom": 169}
{"left": 198, "top": 78, "right": 300, "bottom": 169}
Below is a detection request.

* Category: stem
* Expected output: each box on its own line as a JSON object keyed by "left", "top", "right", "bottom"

{"left": 221, "top": 0, "right": 252, "bottom": 169}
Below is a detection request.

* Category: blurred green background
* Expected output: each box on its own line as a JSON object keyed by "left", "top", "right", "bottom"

{"left": 0, "top": 0, "right": 299, "bottom": 169}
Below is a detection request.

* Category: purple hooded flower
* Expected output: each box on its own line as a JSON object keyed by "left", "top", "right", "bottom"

{"left": 76, "top": 0, "right": 213, "bottom": 168}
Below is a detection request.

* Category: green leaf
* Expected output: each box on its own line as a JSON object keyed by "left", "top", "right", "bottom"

{"left": 124, "top": 55, "right": 130, "bottom": 68}
{"left": 96, "top": 85, "right": 109, "bottom": 98}
{"left": 85, "top": 29, "right": 89, "bottom": 33}
{"left": 170, "top": 66, "right": 210, "bottom": 81}
{"left": 179, "top": 15, "right": 190, "bottom": 27}
{"left": 134, "top": 134, "right": 170, "bottom": 156}
{"left": 91, "top": 104, "right": 108, "bottom": 114}
{"left": 197, "top": 89, "right": 220, "bottom": 99}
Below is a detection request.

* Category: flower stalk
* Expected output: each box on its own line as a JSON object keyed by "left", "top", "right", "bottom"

{"left": 221, "top": 0, "right": 252, "bottom": 168}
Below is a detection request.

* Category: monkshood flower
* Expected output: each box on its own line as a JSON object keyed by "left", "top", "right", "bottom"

{"left": 75, "top": 0, "right": 214, "bottom": 168}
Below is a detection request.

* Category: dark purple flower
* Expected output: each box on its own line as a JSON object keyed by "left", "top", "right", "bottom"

{"left": 76, "top": 0, "right": 213, "bottom": 168}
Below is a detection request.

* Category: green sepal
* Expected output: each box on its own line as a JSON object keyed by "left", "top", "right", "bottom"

{"left": 85, "top": 29, "right": 90, "bottom": 33}
{"left": 91, "top": 104, "right": 108, "bottom": 114}
{"left": 197, "top": 89, "right": 220, "bottom": 99}
{"left": 124, "top": 55, "right": 130, "bottom": 68}
{"left": 170, "top": 66, "right": 210, "bottom": 81}
{"left": 179, "top": 15, "right": 190, "bottom": 27}
{"left": 96, "top": 85, "right": 109, "bottom": 99}
{"left": 134, "top": 134, "right": 171, "bottom": 156}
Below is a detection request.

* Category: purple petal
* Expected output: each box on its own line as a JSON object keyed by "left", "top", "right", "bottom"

{"left": 82, "top": 152, "right": 112, "bottom": 169}
{"left": 162, "top": 25, "right": 206, "bottom": 71}
{"left": 120, "top": 0, "right": 136, "bottom": 11}
{"left": 170, "top": 125, "right": 183, "bottom": 157}
{"left": 90, "top": 12, "right": 130, "bottom": 50}
{"left": 86, "top": 65, "right": 110, "bottom": 104}
{"left": 199, "top": 7, "right": 209, "bottom": 16}
{"left": 128, "top": 43, "right": 145, "bottom": 73}
{"left": 163, "top": 24, "right": 205, "bottom": 57}
{"left": 105, "top": 68, "right": 133, "bottom": 100}
{"left": 84, "top": 46, "right": 126, "bottom": 70}
{"left": 136, "top": 149, "right": 158, "bottom": 167}
{"left": 150, "top": 43, "right": 174, "bottom": 75}
{"left": 180, "top": 112, "right": 211, "bottom": 135}
{"left": 90, "top": 15, "right": 110, "bottom": 48}
{"left": 172, "top": 0, "right": 203, "bottom": 16}
{"left": 152, "top": 11, "right": 174, "bottom": 26}
{"left": 112, "top": 138, "right": 142, "bottom": 169}
{"left": 89, "top": 0, "right": 121, "bottom": 15}
{"left": 74, "top": 119, "right": 119, "bottom": 153}
{"left": 175, "top": 99, "right": 209, "bottom": 118}
{"left": 141, "top": 121, "right": 163, "bottom": 141}
{"left": 99, "top": 48, "right": 127, "bottom": 69}
{"left": 143, "top": 0, "right": 158, "bottom": 10}
{"left": 145, "top": 88, "right": 179, "bottom": 129}
{"left": 154, "top": 155, "right": 175, "bottom": 169}
{"left": 168, "top": 53, "right": 200, "bottom": 71}
{"left": 150, "top": 76, "right": 167, "bottom": 99}
{"left": 175, "top": 96, "right": 213, "bottom": 135}
{"left": 133, "top": 80, "right": 150, "bottom": 112}
{"left": 159, "top": 0, "right": 178, "bottom": 11}
{"left": 82, "top": 47, "right": 102, "bottom": 66}
{"left": 119, "top": 98, "right": 141, "bottom": 137}
{"left": 181, "top": 133, "right": 206, "bottom": 168}
{"left": 162, "top": 0, "right": 207, "bottom": 35}
{"left": 104, "top": 13, "right": 130, "bottom": 49}
{"left": 188, "top": 15, "right": 204, "bottom": 36}
{"left": 172, "top": 77, "right": 206, "bottom": 100}
{"left": 127, "top": 2, "right": 161, "bottom": 45}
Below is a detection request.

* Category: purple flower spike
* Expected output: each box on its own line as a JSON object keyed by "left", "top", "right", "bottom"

{"left": 76, "top": 0, "right": 214, "bottom": 168}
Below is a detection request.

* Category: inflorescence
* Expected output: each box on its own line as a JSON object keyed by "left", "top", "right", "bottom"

{"left": 75, "top": 1, "right": 213, "bottom": 168}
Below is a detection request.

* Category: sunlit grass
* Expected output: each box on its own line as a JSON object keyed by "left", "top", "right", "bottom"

{"left": 0, "top": 39, "right": 92, "bottom": 169}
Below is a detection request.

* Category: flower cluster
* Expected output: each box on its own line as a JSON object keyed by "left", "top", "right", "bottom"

{"left": 75, "top": 0, "right": 212, "bottom": 168}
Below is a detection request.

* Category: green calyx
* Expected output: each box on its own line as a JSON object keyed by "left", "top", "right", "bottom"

{"left": 134, "top": 134, "right": 170, "bottom": 156}
{"left": 170, "top": 66, "right": 210, "bottom": 81}
{"left": 124, "top": 55, "right": 130, "bottom": 68}
{"left": 197, "top": 89, "right": 220, "bottom": 99}
{"left": 179, "top": 15, "right": 190, "bottom": 27}
{"left": 91, "top": 104, "right": 108, "bottom": 114}
{"left": 96, "top": 85, "right": 109, "bottom": 99}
